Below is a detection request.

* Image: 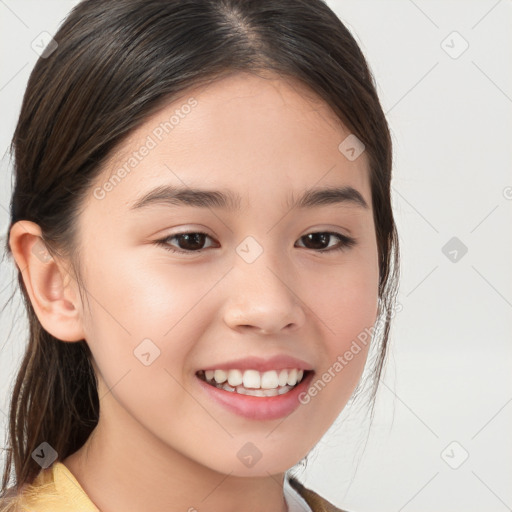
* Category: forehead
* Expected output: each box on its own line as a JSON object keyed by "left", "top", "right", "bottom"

{"left": 90, "top": 71, "right": 371, "bottom": 215}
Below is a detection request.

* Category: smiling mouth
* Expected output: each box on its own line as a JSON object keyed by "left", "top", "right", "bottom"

{"left": 195, "top": 368, "right": 312, "bottom": 397}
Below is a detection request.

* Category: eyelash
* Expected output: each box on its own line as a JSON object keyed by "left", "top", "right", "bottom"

{"left": 154, "top": 231, "right": 357, "bottom": 255}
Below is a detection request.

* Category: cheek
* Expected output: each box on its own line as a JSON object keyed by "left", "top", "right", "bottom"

{"left": 302, "top": 250, "right": 379, "bottom": 344}
{"left": 296, "top": 254, "right": 378, "bottom": 415}
{"left": 84, "top": 243, "right": 200, "bottom": 330}
{"left": 79, "top": 250, "right": 226, "bottom": 379}
{"left": 324, "top": 269, "right": 378, "bottom": 342}
{"left": 79, "top": 261, "right": 205, "bottom": 433}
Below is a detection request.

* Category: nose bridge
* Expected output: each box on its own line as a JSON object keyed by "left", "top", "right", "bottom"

{"left": 224, "top": 234, "right": 305, "bottom": 332}
{"left": 235, "top": 233, "right": 289, "bottom": 293}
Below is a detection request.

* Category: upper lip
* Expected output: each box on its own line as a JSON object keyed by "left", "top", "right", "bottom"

{"left": 199, "top": 355, "right": 314, "bottom": 373}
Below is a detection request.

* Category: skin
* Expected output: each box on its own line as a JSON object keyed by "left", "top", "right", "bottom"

{"left": 9, "top": 70, "right": 379, "bottom": 512}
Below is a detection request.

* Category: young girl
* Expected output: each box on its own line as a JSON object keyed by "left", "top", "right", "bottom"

{"left": 1, "top": 0, "right": 399, "bottom": 510}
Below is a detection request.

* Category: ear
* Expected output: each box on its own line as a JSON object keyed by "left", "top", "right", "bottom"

{"left": 8, "top": 220, "right": 86, "bottom": 342}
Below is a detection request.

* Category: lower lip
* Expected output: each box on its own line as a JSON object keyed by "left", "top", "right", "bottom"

{"left": 196, "top": 371, "right": 315, "bottom": 421}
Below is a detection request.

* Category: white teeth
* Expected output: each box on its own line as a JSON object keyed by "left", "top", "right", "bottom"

{"left": 222, "top": 383, "right": 236, "bottom": 392}
{"left": 214, "top": 380, "right": 295, "bottom": 396}
{"left": 200, "top": 368, "right": 307, "bottom": 395}
{"left": 287, "top": 368, "right": 298, "bottom": 386}
{"left": 214, "top": 369, "right": 227, "bottom": 384}
{"left": 242, "top": 370, "right": 261, "bottom": 389}
{"left": 261, "top": 370, "right": 279, "bottom": 389}
{"left": 247, "top": 388, "right": 266, "bottom": 397}
{"left": 227, "top": 369, "right": 243, "bottom": 387}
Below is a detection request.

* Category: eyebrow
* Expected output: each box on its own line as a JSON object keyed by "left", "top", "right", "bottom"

{"left": 129, "top": 184, "right": 369, "bottom": 212}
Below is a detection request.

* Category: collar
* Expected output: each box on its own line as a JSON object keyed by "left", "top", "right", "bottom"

{"left": 285, "top": 473, "right": 348, "bottom": 512}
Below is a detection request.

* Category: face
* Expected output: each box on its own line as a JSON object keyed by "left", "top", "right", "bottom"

{"left": 73, "top": 71, "right": 379, "bottom": 476}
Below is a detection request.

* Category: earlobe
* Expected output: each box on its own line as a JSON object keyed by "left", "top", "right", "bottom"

{"left": 8, "top": 220, "right": 87, "bottom": 342}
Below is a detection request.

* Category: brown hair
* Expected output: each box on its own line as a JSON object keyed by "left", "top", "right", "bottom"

{"left": 1, "top": 0, "right": 399, "bottom": 505}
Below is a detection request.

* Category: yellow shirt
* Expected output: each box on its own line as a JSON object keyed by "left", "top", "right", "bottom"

{"left": 15, "top": 462, "right": 98, "bottom": 512}
{"left": 8, "top": 462, "right": 345, "bottom": 512}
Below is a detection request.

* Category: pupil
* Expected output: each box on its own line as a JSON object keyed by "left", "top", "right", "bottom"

{"left": 305, "top": 233, "right": 328, "bottom": 249}
{"left": 180, "top": 233, "right": 204, "bottom": 250}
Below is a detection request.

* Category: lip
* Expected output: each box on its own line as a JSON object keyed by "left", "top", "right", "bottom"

{"left": 198, "top": 355, "right": 314, "bottom": 373}
{"left": 196, "top": 369, "right": 315, "bottom": 421}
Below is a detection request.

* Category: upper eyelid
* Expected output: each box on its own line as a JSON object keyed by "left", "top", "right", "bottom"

{"left": 159, "top": 229, "right": 351, "bottom": 241}
{"left": 158, "top": 230, "right": 356, "bottom": 250}
{"left": 159, "top": 225, "right": 353, "bottom": 238}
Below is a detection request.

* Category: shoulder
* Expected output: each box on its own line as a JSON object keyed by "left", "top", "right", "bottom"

{"left": 287, "top": 475, "right": 350, "bottom": 512}
{"left": 2, "top": 466, "right": 62, "bottom": 512}
{"left": 2, "top": 462, "right": 97, "bottom": 512}
{"left": 0, "top": 486, "right": 22, "bottom": 512}
{"left": 0, "top": 466, "right": 55, "bottom": 512}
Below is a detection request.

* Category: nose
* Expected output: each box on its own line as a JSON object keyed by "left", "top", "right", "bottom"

{"left": 222, "top": 251, "right": 306, "bottom": 335}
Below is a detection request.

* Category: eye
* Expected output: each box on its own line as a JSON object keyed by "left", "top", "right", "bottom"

{"left": 155, "top": 232, "right": 217, "bottom": 254}
{"left": 154, "top": 230, "right": 356, "bottom": 255}
{"left": 295, "top": 232, "right": 356, "bottom": 253}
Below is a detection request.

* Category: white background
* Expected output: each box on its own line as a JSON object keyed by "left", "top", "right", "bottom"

{"left": 1, "top": 1, "right": 511, "bottom": 511}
